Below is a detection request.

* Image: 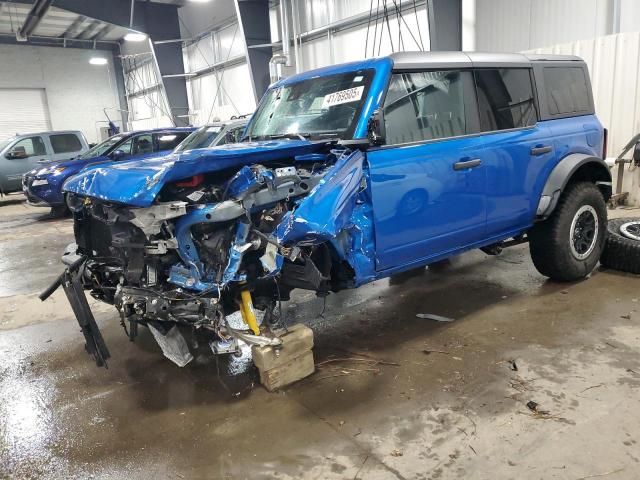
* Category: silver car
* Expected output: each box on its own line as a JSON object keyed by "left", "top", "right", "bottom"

{"left": 173, "top": 119, "right": 248, "bottom": 153}
{"left": 0, "top": 130, "right": 89, "bottom": 194}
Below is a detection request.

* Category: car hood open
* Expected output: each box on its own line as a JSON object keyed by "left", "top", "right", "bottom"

{"left": 63, "top": 139, "right": 331, "bottom": 207}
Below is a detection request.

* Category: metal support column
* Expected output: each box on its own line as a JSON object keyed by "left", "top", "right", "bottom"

{"left": 427, "top": 0, "right": 462, "bottom": 51}
{"left": 234, "top": 0, "right": 272, "bottom": 103}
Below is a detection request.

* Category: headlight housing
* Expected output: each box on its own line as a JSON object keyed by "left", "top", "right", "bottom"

{"left": 37, "top": 165, "right": 67, "bottom": 176}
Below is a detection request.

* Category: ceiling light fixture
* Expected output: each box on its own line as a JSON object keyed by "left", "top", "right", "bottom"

{"left": 89, "top": 57, "right": 108, "bottom": 65}
{"left": 124, "top": 32, "right": 148, "bottom": 42}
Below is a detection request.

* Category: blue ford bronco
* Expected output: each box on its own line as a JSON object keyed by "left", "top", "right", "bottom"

{"left": 44, "top": 52, "right": 611, "bottom": 367}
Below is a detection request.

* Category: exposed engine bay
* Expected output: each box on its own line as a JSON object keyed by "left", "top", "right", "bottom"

{"left": 51, "top": 142, "right": 376, "bottom": 367}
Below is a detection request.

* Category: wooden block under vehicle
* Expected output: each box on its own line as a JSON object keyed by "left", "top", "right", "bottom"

{"left": 252, "top": 323, "right": 314, "bottom": 371}
{"left": 258, "top": 349, "right": 315, "bottom": 392}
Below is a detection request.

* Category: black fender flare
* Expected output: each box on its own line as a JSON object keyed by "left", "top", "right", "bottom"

{"left": 536, "top": 153, "right": 612, "bottom": 219}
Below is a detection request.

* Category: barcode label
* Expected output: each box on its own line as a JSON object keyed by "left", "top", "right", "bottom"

{"left": 322, "top": 86, "right": 365, "bottom": 108}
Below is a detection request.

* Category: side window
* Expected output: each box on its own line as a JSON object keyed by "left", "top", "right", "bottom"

{"left": 218, "top": 126, "right": 244, "bottom": 145}
{"left": 117, "top": 137, "right": 133, "bottom": 155}
{"left": 50, "top": 134, "right": 83, "bottom": 154}
{"left": 132, "top": 134, "right": 153, "bottom": 155}
{"left": 7, "top": 136, "right": 46, "bottom": 159}
{"left": 543, "top": 67, "right": 591, "bottom": 115}
{"left": 383, "top": 70, "right": 468, "bottom": 145}
{"left": 155, "top": 132, "right": 190, "bottom": 151}
{"left": 474, "top": 68, "right": 537, "bottom": 131}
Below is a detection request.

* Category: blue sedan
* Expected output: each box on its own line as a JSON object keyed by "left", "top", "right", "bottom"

{"left": 22, "top": 127, "right": 194, "bottom": 213}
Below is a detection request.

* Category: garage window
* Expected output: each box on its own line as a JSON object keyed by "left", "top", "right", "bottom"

{"left": 475, "top": 68, "right": 537, "bottom": 131}
{"left": 383, "top": 70, "right": 468, "bottom": 145}
{"left": 50, "top": 133, "right": 83, "bottom": 154}
{"left": 543, "top": 67, "right": 591, "bottom": 115}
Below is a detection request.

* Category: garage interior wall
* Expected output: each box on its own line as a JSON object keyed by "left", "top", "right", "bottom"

{"left": 119, "top": 39, "right": 175, "bottom": 131}
{"left": 475, "top": 0, "right": 614, "bottom": 52}
{"left": 526, "top": 31, "right": 640, "bottom": 206}
{"left": 0, "top": 44, "right": 121, "bottom": 144}
{"left": 178, "top": 0, "right": 434, "bottom": 126}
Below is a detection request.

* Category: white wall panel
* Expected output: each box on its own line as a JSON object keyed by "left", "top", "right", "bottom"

{"left": 620, "top": 0, "right": 640, "bottom": 33}
{"left": 0, "top": 45, "right": 121, "bottom": 143}
{"left": 185, "top": 63, "right": 256, "bottom": 125}
{"left": 476, "top": 0, "right": 613, "bottom": 52}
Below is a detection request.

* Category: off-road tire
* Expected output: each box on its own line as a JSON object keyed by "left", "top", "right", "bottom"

{"left": 600, "top": 218, "right": 640, "bottom": 274}
{"left": 529, "top": 181, "right": 607, "bottom": 282}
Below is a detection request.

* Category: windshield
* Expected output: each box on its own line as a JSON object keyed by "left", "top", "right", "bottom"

{"left": 78, "top": 134, "right": 125, "bottom": 159}
{"left": 0, "top": 138, "right": 16, "bottom": 152}
{"left": 244, "top": 69, "right": 375, "bottom": 141}
{"left": 174, "top": 126, "right": 222, "bottom": 152}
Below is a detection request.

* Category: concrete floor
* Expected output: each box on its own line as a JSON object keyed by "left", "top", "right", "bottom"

{"left": 2, "top": 193, "right": 640, "bottom": 479}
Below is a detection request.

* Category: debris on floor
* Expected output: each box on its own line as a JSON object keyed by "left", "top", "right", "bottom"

{"left": 314, "top": 351, "right": 399, "bottom": 380}
{"left": 415, "top": 313, "right": 455, "bottom": 322}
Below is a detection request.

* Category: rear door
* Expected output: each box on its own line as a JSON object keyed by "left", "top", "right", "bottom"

{"left": 48, "top": 133, "right": 85, "bottom": 162}
{"left": 367, "top": 69, "right": 487, "bottom": 271}
{"left": 474, "top": 68, "right": 556, "bottom": 236}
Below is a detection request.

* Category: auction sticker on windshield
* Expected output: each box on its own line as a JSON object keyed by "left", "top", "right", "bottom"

{"left": 322, "top": 85, "right": 365, "bottom": 108}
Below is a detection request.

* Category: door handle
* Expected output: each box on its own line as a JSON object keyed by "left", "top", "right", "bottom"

{"left": 531, "top": 146, "right": 553, "bottom": 156}
{"left": 453, "top": 158, "right": 482, "bottom": 171}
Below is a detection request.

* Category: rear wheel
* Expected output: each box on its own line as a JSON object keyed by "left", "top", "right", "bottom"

{"left": 529, "top": 181, "right": 607, "bottom": 281}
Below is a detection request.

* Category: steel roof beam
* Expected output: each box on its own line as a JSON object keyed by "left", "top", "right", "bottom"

{"left": 17, "top": 0, "right": 54, "bottom": 39}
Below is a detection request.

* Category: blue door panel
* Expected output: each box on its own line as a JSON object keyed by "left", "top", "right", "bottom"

{"left": 546, "top": 115, "right": 604, "bottom": 161}
{"left": 481, "top": 123, "right": 555, "bottom": 236}
{"left": 368, "top": 135, "right": 487, "bottom": 271}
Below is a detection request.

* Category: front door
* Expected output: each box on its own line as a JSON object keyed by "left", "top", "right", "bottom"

{"left": 2, "top": 136, "right": 48, "bottom": 192}
{"left": 368, "top": 69, "right": 487, "bottom": 272}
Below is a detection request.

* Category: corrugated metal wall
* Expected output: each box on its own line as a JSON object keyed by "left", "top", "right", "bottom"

{"left": 527, "top": 32, "right": 640, "bottom": 204}
{"left": 476, "top": 0, "right": 612, "bottom": 52}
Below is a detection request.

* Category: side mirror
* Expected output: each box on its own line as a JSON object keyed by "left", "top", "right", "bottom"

{"left": 633, "top": 142, "right": 640, "bottom": 165}
{"left": 368, "top": 109, "right": 386, "bottom": 146}
{"left": 110, "top": 149, "right": 125, "bottom": 161}
{"left": 6, "top": 148, "right": 27, "bottom": 160}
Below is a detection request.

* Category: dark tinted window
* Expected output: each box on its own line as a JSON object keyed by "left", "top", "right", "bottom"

{"left": 117, "top": 134, "right": 153, "bottom": 156}
{"left": 155, "top": 132, "right": 191, "bottom": 151}
{"left": 543, "top": 67, "right": 591, "bottom": 115}
{"left": 50, "top": 133, "right": 82, "bottom": 153}
{"left": 475, "top": 68, "right": 537, "bottom": 131}
{"left": 383, "top": 70, "right": 468, "bottom": 144}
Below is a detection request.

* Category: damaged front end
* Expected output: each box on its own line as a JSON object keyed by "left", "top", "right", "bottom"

{"left": 48, "top": 142, "right": 375, "bottom": 367}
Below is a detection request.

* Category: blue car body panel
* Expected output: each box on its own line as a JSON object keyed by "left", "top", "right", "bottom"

{"left": 28, "top": 128, "right": 194, "bottom": 206}
{"left": 64, "top": 140, "right": 330, "bottom": 207}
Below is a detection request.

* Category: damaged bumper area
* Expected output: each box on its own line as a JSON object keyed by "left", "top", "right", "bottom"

{"left": 48, "top": 142, "right": 376, "bottom": 367}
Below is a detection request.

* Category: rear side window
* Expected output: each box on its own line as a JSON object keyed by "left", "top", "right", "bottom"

{"left": 383, "top": 70, "right": 469, "bottom": 145}
{"left": 543, "top": 67, "right": 591, "bottom": 115}
{"left": 155, "top": 132, "right": 190, "bottom": 151}
{"left": 50, "top": 133, "right": 82, "bottom": 154}
{"left": 475, "top": 68, "right": 537, "bottom": 131}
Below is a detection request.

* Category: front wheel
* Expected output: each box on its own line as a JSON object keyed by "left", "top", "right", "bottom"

{"left": 529, "top": 181, "right": 607, "bottom": 282}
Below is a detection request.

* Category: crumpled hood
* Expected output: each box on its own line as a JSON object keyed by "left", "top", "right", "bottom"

{"left": 63, "top": 139, "right": 330, "bottom": 207}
